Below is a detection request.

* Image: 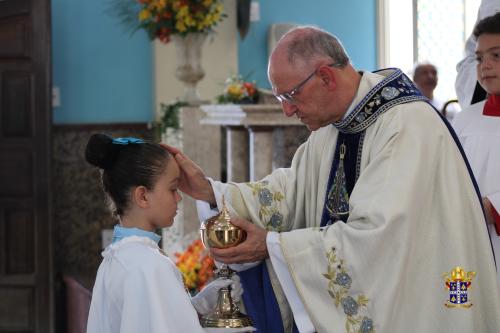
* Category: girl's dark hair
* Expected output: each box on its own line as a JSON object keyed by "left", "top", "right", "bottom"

{"left": 474, "top": 12, "right": 500, "bottom": 39}
{"left": 85, "top": 134, "right": 169, "bottom": 217}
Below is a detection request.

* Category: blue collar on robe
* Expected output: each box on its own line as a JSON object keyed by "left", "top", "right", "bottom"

{"left": 112, "top": 225, "right": 161, "bottom": 244}
{"left": 333, "top": 68, "right": 426, "bottom": 134}
{"left": 320, "top": 68, "right": 426, "bottom": 226}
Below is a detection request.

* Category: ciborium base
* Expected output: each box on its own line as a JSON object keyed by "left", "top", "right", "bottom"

{"left": 200, "top": 313, "right": 253, "bottom": 328}
{"left": 199, "top": 268, "right": 253, "bottom": 328}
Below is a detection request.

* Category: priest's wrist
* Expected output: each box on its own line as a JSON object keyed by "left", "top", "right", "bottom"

{"left": 203, "top": 180, "right": 217, "bottom": 206}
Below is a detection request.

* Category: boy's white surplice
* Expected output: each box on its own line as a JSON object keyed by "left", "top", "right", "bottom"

{"left": 209, "top": 71, "right": 500, "bottom": 332}
{"left": 86, "top": 236, "right": 206, "bottom": 333}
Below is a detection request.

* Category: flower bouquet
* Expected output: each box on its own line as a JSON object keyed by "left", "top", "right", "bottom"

{"left": 216, "top": 74, "right": 259, "bottom": 104}
{"left": 175, "top": 238, "right": 215, "bottom": 293}
{"left": 109, "top": 0, "right": 226, "bottom": 44}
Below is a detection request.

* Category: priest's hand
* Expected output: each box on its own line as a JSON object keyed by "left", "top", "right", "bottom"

{"left": 210, "top": 217, "right": 269, "bottom": 264}
{"left": 161, "top": 144, "right": 216, "bottom": 205}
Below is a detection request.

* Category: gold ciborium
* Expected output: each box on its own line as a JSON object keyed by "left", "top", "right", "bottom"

{"left": 199, "top": 198, "right": 253, "bottom": 328}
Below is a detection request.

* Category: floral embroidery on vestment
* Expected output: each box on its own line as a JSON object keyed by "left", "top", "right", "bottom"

{"left": 245, "top": 180, "right": 284, "bottom": 232}
{"left": 323, "top": 247, "right": 374, "bottom": 333}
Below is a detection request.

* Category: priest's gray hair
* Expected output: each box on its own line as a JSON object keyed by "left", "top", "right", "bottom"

{"left": 285, "top": 26, "right": 350, "bottom": 67}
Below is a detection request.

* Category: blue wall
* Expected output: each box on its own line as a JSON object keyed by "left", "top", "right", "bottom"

{"left": 238, "top": 0, "right": 377, "bottom": 88}
{"left": 52, "top": 1, "right": 377, "bottom": 123}
{"left": 52, "top": 0, "right": 153, "bottom": 124}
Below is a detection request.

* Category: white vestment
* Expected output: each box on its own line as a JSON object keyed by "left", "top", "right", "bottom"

{"left": 86, "top": 236, "right": 206, "bottom": 333}
{"left": 453, "top": 100, "right": 500, "bottom": 286}
{"left": 209, "top": 70, "right": 500, "bottom": 332}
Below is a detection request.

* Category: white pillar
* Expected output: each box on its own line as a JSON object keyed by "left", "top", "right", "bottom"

{"left": 248, "top": 126, "right": 274, "bottom": 181}
{"left": 227, "top": 127, "right": 249, "bottom": 182}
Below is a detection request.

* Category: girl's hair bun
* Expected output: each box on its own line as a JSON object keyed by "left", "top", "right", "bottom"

{"left": 85, "top": 134, "right": 119, "bottom": 169}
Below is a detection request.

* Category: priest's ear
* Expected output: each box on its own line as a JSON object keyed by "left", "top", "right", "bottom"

{"left": 132, "top": 185, "right": 150, "bottom": 209}
{"left": 318, "top": 64, "right": 337, "bottom": 91}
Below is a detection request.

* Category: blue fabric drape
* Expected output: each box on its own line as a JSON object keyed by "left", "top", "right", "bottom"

{"left": 239, "top": 262, "right": 285, "bottom": 333}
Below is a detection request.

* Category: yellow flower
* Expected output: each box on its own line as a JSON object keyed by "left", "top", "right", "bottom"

{"left": 212, "top": 10, "right": 221, "bottom": 22}
{"left": 177, "top": 4, "right": 189, "bottom": 17}
{"left": 227, "top": 84, "right": 244, "bottom": 97}
{"left": 184, "top": 15, "right": 196, "bottom": 27}
{"left": 157, "top": 0, "right": 167, "bottom": 10}
{"left": 138, "top": 9, "right": 152, "bottom": 21}
{"left": 215, "top": 3, "right": 223, "bottom": 14}
{"left": 176, "top": 20, "right": 186, "bottom": 32}
{"left": 204, "top": 14, "right": 213, "bottom": 24}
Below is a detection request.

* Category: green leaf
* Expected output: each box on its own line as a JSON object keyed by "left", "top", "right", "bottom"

{"left": 105, "top": 0, "right": 142, "bottom": 36}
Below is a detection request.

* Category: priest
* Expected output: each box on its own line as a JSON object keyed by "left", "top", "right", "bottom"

{"left": 169, "top": 26, "right": 500, "bottom": 332}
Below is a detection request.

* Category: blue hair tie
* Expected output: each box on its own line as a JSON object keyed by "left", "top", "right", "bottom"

{"left": 112, "top": 137, "right": 145, "bottom": 145}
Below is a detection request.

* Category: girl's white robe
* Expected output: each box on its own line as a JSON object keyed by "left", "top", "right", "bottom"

{"left": 86, "top": 236, "right": 206, "bottom": 333}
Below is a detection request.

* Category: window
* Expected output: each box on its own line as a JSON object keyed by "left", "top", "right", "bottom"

{"left": 378, "top": 0, "right": 480, "bottom": 101}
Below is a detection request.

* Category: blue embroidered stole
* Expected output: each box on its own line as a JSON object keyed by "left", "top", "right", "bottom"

{"left": 321, "top": 132, "right": 364, "bottom": 226}
{"left": 321, "top": 69, "right": 426, "bottom": 226}
{"left": 240, "top": 68, "right": 425, "bottom": 333}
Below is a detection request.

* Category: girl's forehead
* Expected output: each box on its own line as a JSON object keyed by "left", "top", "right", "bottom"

{"left": 165, "top": 158, "right": 180, "bottom": 178}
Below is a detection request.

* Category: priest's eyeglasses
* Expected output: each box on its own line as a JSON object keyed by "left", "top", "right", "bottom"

{"left": 274, "top": 62, "right": 344, "bottom": 105}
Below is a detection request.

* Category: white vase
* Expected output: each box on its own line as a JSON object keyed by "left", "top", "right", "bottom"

{"left": 171, "top": 33, "right": 207, "bottom": 105}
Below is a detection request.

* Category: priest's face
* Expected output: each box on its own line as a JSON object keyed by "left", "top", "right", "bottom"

{"left": 476, "top": 33, "right": 500, "bottom": 95}
{"left": 269, "top": 55, "right": 345, "bottom": 131}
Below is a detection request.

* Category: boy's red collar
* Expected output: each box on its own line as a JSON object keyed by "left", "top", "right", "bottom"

{"left": 483, "top": 94, "right": 500, "bottom": 117}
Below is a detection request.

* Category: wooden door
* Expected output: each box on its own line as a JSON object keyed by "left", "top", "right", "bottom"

{"left": 0, "top": 0, "right": 53, "bottom": 332}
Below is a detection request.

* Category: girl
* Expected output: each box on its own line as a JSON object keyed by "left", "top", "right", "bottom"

{"left": 85, "top": 134, "right": 244, "bottom": 333}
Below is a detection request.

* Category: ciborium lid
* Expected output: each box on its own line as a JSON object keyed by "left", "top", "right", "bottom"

{"left": 200, "top": 196, "right": 246, "bottom": 249}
